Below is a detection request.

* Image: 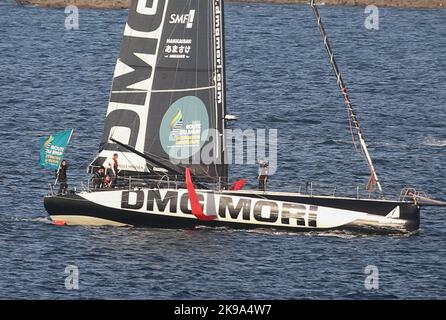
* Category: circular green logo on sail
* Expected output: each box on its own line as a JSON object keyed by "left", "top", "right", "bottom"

{"left": 160, "top": 96, "right": 209, "bottom": 160}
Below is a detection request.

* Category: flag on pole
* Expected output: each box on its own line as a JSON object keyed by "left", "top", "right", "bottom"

{"left": 39, "top": 129, "right": 73, "bottom": 170}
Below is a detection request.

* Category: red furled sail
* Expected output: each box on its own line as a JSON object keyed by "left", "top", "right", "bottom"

{"left": 229, "top": 179, "right": 247, "bottom": 191}
{"left": 185, "top": 168, "right": 216, "bottom": 221}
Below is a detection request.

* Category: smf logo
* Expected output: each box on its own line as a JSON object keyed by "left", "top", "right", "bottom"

{"left": 169, "top": 10, "right": 196, "bottom": 29}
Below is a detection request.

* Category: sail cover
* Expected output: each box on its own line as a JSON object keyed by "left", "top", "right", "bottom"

{"left": 90, "top": 0, "right": 227, "bottom": 183}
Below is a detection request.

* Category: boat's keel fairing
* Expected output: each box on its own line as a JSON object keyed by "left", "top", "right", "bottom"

{"left": 44, "top": 189, "right": 420, "bottom": 233}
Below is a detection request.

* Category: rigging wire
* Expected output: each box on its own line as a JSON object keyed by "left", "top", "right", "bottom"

{"left": 309, "top": 0, "right": 384, "bottom": 198}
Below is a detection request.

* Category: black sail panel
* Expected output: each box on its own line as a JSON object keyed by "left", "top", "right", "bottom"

{"left": 145, "top": 0, "right": 226, "bottom": 182}
{"left": 90, "top": 0, "right": 227, "bottom": 184}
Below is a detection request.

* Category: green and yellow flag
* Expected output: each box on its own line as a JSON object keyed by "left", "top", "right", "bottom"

{"left": 39, "top": 129, "right": 73, "bottom": 170}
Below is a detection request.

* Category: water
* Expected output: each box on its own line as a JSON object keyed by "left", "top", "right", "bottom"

{"left": 0, "top": 2, "right": 445, "bottom": 299}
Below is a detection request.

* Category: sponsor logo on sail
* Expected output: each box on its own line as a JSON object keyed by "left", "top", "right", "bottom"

{"left": 159, "top": 96, "right": 209, "bottom": 160}
{"left": 102, "top": 0, "right": 168, "bottom": 156}
{"left": 169, "top": 110, "right": 183, "bottom": 129}
{"left": 169, "top": 10, "right": 195, "bottom": 28}
{"left": 214, "top": 1, "right": 224, "bottom": 108}
{"left": 164, "top": 39, "right": 192, "bottom": 59}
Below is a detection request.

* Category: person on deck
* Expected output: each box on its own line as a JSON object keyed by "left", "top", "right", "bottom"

{"left": 112, "top": 153, "right": 119, "bottom": 187}
{"left": 258, "top": 160, "right": 269, "bottom": 191}
{"left": 92, "top": 166, "right": 106, "bottom": 189}
{"left": 56, "top": 159, "right": 68, "bottom": 195}
{"left": 103, "top": 175, "right": 111, "bottom": 188}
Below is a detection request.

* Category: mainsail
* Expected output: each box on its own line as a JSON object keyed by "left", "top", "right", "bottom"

{"left": 90, "top": 0, "right": 227, "bottom": 184}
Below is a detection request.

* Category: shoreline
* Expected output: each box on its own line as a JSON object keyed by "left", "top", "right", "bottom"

{"left": 13, "top": 0, "right": 446, "bottom": 9}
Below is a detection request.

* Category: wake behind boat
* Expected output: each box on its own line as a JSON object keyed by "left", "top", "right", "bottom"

{"left": 43, "top": 0, "right": 445, "bottom": 233}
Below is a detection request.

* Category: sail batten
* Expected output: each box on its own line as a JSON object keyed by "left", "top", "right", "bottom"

{"left": 112, "top": 85, "right": 217, "bottom": 94}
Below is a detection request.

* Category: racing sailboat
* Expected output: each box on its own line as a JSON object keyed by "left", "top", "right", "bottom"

{"left": 44, "top": 0, "right": 444, "bottom": 232}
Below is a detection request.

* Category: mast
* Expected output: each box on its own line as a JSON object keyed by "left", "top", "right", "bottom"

{"left": 309, "top": 0, "right": 384, "bottom": 197}
{"left": 213, "top": 0, "right": 228, "bottom": 189}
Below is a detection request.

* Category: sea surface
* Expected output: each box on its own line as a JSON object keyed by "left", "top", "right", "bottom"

{"left": 0, "top": 1, "right": 445, "bottom": 299}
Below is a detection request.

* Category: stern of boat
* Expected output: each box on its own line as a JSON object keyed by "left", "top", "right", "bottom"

{"left": 44, "top": 193, "right": 129, "bottom": 227}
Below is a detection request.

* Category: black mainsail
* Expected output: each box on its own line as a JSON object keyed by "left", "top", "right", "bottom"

{"left": 91, "top": 0, "right": 227, "bottom": 184}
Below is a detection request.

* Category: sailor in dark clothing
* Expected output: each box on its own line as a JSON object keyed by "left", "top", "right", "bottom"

{"left": 258, "top": 160, "right": 269, "bottom": 191}
{"left": 92, "top": 166, "right": 106, "bottom": 189}
{"left": 56, "top": 159, "right": 68, "bottom": 195}
{"left": 112, "top": 153, "right": 119, "bottom": 187}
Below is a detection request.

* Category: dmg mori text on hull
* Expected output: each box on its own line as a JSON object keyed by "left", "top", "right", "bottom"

{"left": 44, "top": 189, "right": 420, "bottom": 233}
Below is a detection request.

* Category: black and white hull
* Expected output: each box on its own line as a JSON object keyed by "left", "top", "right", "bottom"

{"left": 44, "top": 188, "right": 420, "bottom": 233}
